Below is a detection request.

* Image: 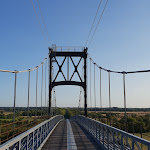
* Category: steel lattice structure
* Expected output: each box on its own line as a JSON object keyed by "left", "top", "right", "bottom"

{"left": 48, "top": 47, "right": 88, "bottom": 116}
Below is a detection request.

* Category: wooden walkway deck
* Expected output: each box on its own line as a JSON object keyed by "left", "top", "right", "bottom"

{"left": 42, "top": 119, "right": 102, "bottom": 150}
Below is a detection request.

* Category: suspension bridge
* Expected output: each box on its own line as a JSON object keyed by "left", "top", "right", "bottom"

{"left": 0, "top": 46, "right": 150, "bottom": 150}
{"left": 1, "top": 0, "right": 150, "bottom": 149}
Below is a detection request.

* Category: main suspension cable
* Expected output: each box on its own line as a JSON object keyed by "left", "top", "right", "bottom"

{"left": 0, "top": 57, "right": 48, "bottom": 73}
{"left": 88, "top": 55, "right": 150, "bottom": 74}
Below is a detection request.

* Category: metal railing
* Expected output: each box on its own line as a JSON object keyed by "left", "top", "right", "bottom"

{"left": 51, "top": 45, "right": 84, "bottom": 52}
{"left": 72, "top": 115, "right": 150, "bottom": 150}
{"left": 0, "top": 115, "right": 63, "bottom": 150}
{"left": 0, "top": 115, "right": 51, "bottom": 144}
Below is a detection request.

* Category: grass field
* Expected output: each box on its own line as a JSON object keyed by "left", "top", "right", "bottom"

{"left": 135, "top": 132, "right": 150, "bottom": 141}
{"left": 88, "top": 110, "right": 150, "bottom": 116}
{"left": 126, "top": 133, "right": 150, "bottom": 150}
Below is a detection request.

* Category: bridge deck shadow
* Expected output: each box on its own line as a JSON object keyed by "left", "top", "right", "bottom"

{"left": 42, "top": 120, "right": 67, "bottom": 150}
{"left": 42, "top": 119, "right": 102, "bottom": 150}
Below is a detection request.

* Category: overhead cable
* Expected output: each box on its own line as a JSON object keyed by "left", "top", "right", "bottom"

{"left": 88, "top": 0, "right": 109, "bottom": 47}
{"left": 36, "top": 0, "right": 51, "bottom": 44}
{"left": 30, "top": 0, "right": 48, "bottom": 43}
{"left": 85, "top": 0, "right": 103, "bottom": 47}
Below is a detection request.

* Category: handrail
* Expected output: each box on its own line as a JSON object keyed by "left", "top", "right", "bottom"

{"left": 72, "top": 115, "right": 150, "bottom": 150}
{"left": 0, "top": 116, "right": 51, "bottom": 144}
{"left": 0, "top": 115, "right": 63, "bottom": 150}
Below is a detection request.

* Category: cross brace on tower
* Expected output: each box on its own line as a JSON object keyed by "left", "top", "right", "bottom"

{"left": 48, "top": 47, "right": 88, "bottom": 116}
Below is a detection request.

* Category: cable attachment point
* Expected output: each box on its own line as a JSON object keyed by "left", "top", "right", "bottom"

{"left": 13, "top": 70, "right": 18, "bottom": 73}
{"left": 84, "top": 47, "right": 88, "bottom": 52}
{"left": 122, "top": 71, "right": 127, "bottom": 74}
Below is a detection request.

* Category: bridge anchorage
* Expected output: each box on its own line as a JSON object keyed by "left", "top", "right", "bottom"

{"left": 48, "top": 46, "right": 88, "bottom": 117}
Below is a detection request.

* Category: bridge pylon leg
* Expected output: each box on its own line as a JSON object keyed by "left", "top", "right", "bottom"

{"left": 84, "top": 48, "right": 88, "bottom": 117}
{"left": 48, "top": 48, "right": 53, "bottom": 115}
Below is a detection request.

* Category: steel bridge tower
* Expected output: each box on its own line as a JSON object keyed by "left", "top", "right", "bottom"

{"left": 48, "top": 46, "right": 88, "bottom": 116}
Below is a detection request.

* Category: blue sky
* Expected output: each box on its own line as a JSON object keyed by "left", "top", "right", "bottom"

{"left": 0, "top": 0, "right": 150, "bottom": 108}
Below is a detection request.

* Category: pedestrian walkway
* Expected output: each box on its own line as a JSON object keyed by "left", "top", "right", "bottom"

{"left": 42, "top": 119, "right": 102, "bottom": 150}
